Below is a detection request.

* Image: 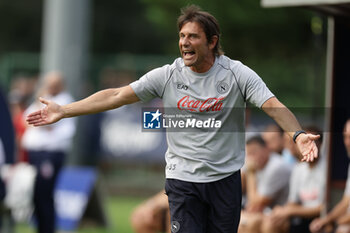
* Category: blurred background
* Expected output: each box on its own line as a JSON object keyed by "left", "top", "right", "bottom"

{"left": 0, "top": 0, "right": 336, "bottom": 232}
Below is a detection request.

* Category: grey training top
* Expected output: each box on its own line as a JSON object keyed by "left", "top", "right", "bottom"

{"left": 130, "top": 55, "right": 274, "bottom": 182}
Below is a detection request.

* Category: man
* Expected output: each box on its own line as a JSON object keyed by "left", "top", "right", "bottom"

{"left": 22, "top": 71, "right": 76, "bottom": 233}
{"left": 310, "top": 119, "right": 350, "bottom": 233}
{"left": 261, "top": 126, "right": 325, "bottom": 233}
{"left": 27, "top": 5, "right": 319, "bottom": 233}
{"left": 239, "top": 136, "right": 291, "bottom": 233}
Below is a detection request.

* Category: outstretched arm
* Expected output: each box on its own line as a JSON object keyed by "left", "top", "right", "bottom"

{"left": 262, "top": 97, "right": 320, "bottom": 162}
{"left": 26, "top": 85, "right": 139, "bottom": 126}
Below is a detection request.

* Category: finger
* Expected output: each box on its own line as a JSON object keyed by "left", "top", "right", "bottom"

{"left": 33, "top": 121, "right": 49, "bottom": 127}
{"left": 39, "top": 97, "right": 49, "bottom": 105}
{"left": 27, "top": 117, "right": 44, "bottom": 123}
{"left": 307, "top": 150, "right": 312, "bottom": 162}
{"left": 307, "top": 148, "right": 317, "bottom": 163}
{"left": 313, "top": 146, "right": 319, "bottom": 158}
{"left": 309, "top": 153, "right": 314, "bottom": 162}
{"left": 27, "top": 117, "right": 40, "bottom": 124}
{"left": 28, "top": 118, "right": 45, "bottom": 125}
{"left": 311, "top": 150, "right": 316, "bottom": 162}
{"left": 27, "top": 110, "right": 42, "bottom": 118}
{"left": 303, "top": 153, "right": 310, "bottom": 162}
{"left": 301, "top": 155, "right": 307, "bottom": 162}
{"left": 26, "top": 116, "right": 39, "bottom": 123}
{"left": 306, "top": 145, "right": 317, "bottom": 162}
{"left": 306, "top": 154, "right": 310, "bottom": 162}
{"left": 27, "top": 113, "right": 43, "bottom": 121}
{"left": 308, "top": 134, "right": 321, "bottom": 140}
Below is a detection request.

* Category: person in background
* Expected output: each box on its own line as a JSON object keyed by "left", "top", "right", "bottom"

{"left": 8, "top": 75, "right": 37, "bottom": 162}
{"left": 309, "top": 119, "right": 350, "bottom": 233}
{"left": 0, "top": 139, "right": 5, "bottom": 200}
{"left": 239, "top": 135, "right": 291, "bottom": 233}
{"left": 261, "top": 126, "right": 325, "bottom": 233}
{"left": 262, "top": 123, "right": 296, "bottom": 166}
{"left": 131, "top": 190, "right": 170, "bottom": 233}
{"left": 22, "top": 71, "right": 76, "bottom": 233}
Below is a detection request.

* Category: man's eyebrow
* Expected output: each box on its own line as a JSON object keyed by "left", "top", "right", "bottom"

{"left": 179, "top": 32, "right": 199, "bottom": 37}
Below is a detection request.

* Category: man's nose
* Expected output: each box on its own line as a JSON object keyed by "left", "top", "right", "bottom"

{"left": 181, "top": 37, "right": 190, "bottom": 46}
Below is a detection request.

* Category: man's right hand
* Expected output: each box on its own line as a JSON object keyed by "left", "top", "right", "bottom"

{"left": 26, "top": 97, "right": 65, "bottom": 126}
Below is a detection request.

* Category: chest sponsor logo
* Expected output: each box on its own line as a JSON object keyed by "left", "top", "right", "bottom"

{"left": 176, "top": 83, "right": 188, "bottom": 90}
{"left": 177, "top": 96, "right": 225, "bottom": 112}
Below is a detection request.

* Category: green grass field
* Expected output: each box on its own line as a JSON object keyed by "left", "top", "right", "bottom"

{"left": 16, "top": 196, "right": 145, "bottom": 233}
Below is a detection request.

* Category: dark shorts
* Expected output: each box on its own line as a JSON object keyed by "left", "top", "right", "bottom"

{"left": 165, "top": 171, "right": 242, "bottom": 233}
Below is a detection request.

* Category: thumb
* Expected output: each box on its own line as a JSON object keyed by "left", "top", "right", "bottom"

{"left": 308, "top": 134, "right": 321, "bottom": 140}
{"left": 39, "top": 97, "right": 49, "bottom": 106}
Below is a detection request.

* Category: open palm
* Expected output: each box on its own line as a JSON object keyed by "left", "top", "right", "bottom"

{"left": 26, "top": 97, "right": 65, "bottom": 126}
{"left": 296, "top": 133, "right": 320, "bottom": 162}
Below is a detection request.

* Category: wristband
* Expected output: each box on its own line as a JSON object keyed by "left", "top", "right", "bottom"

{"left": 293, "top": 130, "right": 306, "bottom": 143}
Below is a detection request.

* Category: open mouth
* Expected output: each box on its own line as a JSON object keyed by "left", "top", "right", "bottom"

{"left": 183, "top": 51, "right": 195, "bottom": 59}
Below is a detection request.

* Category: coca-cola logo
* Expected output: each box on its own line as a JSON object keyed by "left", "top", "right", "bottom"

{"left": 177, "top": 96, "right": 225, "bottom": 112}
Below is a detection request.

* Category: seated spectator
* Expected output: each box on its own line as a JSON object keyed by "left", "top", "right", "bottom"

{"left": 261, "top": 126, "right": 325, "bottom": 233}
{"left": 262, "top": 123, "right": 296, "bottom": 166}
{"left": 310, "top": 119, "right": 350, "bottom": 233}
{"left": 130, "top": 190, "right": 170, "bottom": 233}
{"left": 239, "top": 135, "right": 291, "bottom": 233}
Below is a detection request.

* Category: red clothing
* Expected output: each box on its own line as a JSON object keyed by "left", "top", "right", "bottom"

{"left": 12, "top": 110, "right": 28, "bottom": 162}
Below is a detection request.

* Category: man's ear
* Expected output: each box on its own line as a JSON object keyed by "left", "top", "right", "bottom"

{"left": 209, "top": 35, "right": 218, "bottom": 50}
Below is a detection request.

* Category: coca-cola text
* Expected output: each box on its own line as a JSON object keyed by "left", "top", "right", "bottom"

{"left": 177, "top": 96, "right": 225, "bottom": 112}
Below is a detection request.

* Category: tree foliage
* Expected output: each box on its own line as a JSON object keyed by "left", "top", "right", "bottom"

{"left": 0, "top": 0, "right": 326, "bottom": 106}
{"left": 0, "top": 0, "right": 42, "bottom": 54}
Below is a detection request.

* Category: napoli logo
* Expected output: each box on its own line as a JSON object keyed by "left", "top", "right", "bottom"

{"left": 171, "top": 221, "right": 180, "bottom": 233}
{"left": 216, "top": 81, "right": 229, "bottom": 94}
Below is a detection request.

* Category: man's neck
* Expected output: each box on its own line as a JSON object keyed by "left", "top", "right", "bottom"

{"left": 190, "top": 55, "right": 216, "bottom": 73}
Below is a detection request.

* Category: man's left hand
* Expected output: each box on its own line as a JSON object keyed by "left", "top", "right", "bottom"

{"left": 295, "top": 133, "right": 320, "bottom": 162}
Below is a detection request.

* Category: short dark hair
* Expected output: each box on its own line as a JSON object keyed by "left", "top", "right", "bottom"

{"left": 177, "top": 5, "right": 224, "bottom": 56}
{"left": 246, "top": 135, "right": 266, "bottom": 147}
